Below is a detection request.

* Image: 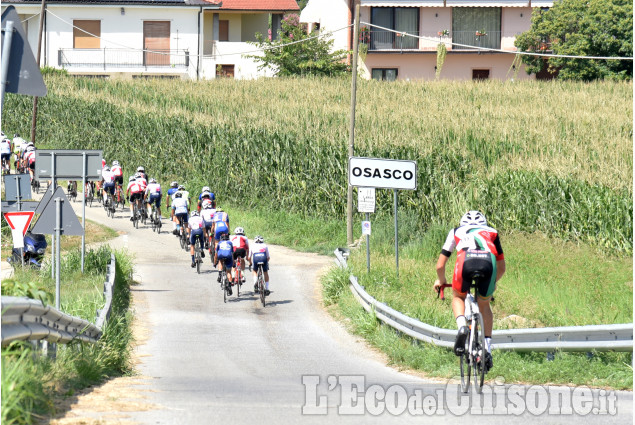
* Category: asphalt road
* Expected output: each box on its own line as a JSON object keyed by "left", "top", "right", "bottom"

{"left": 47, "top": 192, "right": 633, "bottom": 424}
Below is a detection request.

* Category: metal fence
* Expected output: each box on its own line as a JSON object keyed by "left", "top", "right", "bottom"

{"left": 58, "top": 48, "right": 189, "bottom": 70}
{"left": 370, "top": 30, "right": 419, "bottom": 50}
{"left": 1, "top": 253, "right": 116, "bottom": 347}
{"left": 334, "top": 249, "right": 632, "bottom": 352}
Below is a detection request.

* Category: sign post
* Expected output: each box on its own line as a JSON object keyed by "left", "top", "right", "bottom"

{"left": 358, "top": 187, "right": 375, "bottom": 273}
{"left": 349, "top": 157, "right": 417, "bottom": 278}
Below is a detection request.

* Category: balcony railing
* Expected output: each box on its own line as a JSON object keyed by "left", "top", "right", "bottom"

{"left": 58, "top": 48, "right": 189, "bottom": 70}
{"left": 369, "top": 30, "right": 419, "bottom": 50}
{"left": 452, "top": 31, "right": 501, "bottom": 50}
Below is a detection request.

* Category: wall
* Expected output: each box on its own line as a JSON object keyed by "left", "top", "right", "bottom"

{"left": 300, "top": 0, "right": 350, "bottom": 51}
{"left": 501, "top": 7, "right": 532, "bottom": 50}
{"left": 241, "top": 13, "right": 268, "bottom": 42}
{"left": 419, "top": 7, "right": 452, "bottom": 51}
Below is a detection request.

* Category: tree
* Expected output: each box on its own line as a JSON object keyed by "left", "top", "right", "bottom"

{"left": 247, "top": 14, "right": 350, "bottom": 77}
{"left": 514, "top": 0, "right": 633, "bottom": 80}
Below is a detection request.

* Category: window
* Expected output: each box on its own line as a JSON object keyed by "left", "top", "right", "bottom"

{"left": 452, "top": 7, "right": 501, "bottom": 50}
{"left": 216, "top": 65, "right": 235, "bottom": 78}
{"left": 143, "top": 21, "right": 170, "bottom": 66}
{"left": 472, "top": 69, "right": 490, "bottom": 80}
{"left": 74, "top": 20, "right": 100, "bottom": 49}
{"left": 372, "top": 68, "right": 398, "bottom": 81}
{"left": 370, "top": 7, "right": 418, "bottom": 50}
{"left": 219, "top": 20, "right": 229, "bottom": 42}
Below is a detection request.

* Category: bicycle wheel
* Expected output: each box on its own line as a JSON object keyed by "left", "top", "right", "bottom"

{"left": 235, "top": 266, "right": 241, "bottom": 298}
{"left": 460, "top": 333, "right": 471, "bottom": 394}
{"left": 223, "top": 273, "right": 228, "bottom": 303}
{"left": 196, "top": 252, "right": 201, "bottom": 274}
{"left": 156, "top": 215, "right": 161, "bottom": 234}
{"left": 472, "top": 313, "right": 486, "bottom": 393}
{"left": 258, "top": 268, "right": 265, "bottom": 307}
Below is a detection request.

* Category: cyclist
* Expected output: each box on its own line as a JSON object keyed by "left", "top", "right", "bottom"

{"left": 125, "top": 175, "right": 144, "bottom": 221}
{"left": 200, "top": 201, "right": 216, "bottom": 255}
{"left": 102, "top": 166, "right": 116, "bottom": 205}
{"left": 171, "top": 191, "right": 189, "bottom": 236}
{"left": 166, "top": 182, "right": 179, "bottom": 233}
{"left": 135, "top": 172, "right": 148, "bottom": 217}
{"left": 111, "top": 161, "right": 124, "bottom": 203}
{"left": 211, "top": 207, "right": 229, "bottom": 263}
{"left": 433, "top": 210, "right": 506, "bottom": 373}
{"left": 23, "top": 143, "right": 36, "bottom": 180}
{"left": 230, "top": 227, "right": 251, "bottom": 283}
{"left": 1, "top": 135, "right": 11, "bottom": 174}
{"left": 11, "top": 133, "right": 25, "bottom": 172}
{"left": 137, "top": 166, "right": 148, "bottom": 182}
{"left": 187, "top": 210, "right": 208, "bottom": 268}
{"left": 215, "top": 233, "right": 234, "bottom": 294}
{"left": 177, "top": 184, "right": 191, "bottom": 207}
{"left": 197, "top": 186, "right": 215, "bottom": 212}
{"left": 145, "top": 178, "right": 162, "bottom": 219}
{"left": 250, "top": 235, "right": 270, "bottom": 295}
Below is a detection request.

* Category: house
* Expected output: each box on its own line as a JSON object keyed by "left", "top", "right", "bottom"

{"left": 300, "top": 0, "right": 554, "bottom": 81}
{"left": 2, "top": 0, "right": 299, "bottom": 79}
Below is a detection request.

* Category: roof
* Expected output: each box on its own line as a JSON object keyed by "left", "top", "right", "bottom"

{"left": 219, "top": 0, "right": 299, "bottom": 11}
{"left": 6, "top": 0, "right": 220, "bottom": 6}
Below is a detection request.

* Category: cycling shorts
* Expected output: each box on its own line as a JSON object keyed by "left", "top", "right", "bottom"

{"left": 103, "top": 182, "right": 115, "bottom": 194}
{"left": 148, "top": 193, "right": 161, "bottom": 207}
{"left": 233, "top": 248, "right": 247, "bottom": 260}
{"left": 452, "top": 249, "right": 497, "bottom": 298}
{"left": 115, "top": 176, "right": 123, "bottom": 186}
{"left": 29, "top": 161, "right": 35, "bottom": 170}
{"left": 217, "top": 252, "right": 234, "bottom": 269}
{"left": 175, "top": 212, "right": 189, "bottom": 226}
{"left": 252, "top": 252, "right": 269, "bottom": 272}
{"left": 129, "top": 192, "right": 143, "bottom": 202}
{"left": 214, "top": 227, "right": 229, "bottom": 241}
{"left": 1, "top": 153, "right": 10, "bottom": 162}
{"left": 190, "top": 229, "right": 205, "bottom": 246}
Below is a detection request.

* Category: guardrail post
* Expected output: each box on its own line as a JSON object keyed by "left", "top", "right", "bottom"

{"left": 546, "top": 352, "right": 554, "bottom": 361}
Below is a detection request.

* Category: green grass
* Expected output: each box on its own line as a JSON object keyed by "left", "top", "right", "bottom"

{"left": 1, "top": 248, "right": 134, "bottom": 425}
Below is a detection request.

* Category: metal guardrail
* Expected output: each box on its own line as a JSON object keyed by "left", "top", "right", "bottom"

{"left": 334, "top": 248, "right": 633, "bottom": 352}
{"left": 1, "top": 253, "right": 116, "bottom": 347}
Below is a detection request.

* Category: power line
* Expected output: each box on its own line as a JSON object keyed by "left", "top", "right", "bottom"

{"left": 362, "top": 22, "right": 634, "bottom": 61}
{"left": 46, "top": 10, "right": 352, "bottom": 60}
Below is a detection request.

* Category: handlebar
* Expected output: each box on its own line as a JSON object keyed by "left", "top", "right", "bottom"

{"left": 435, "top": 283, "right": 452, "bottom": 300}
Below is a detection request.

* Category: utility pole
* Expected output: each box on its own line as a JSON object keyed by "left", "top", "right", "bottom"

{"left": 347, "top": 0, "right": 360, "bottom": 246}
{"left": 30, "top": 0, "right": 46, "bottom": 144}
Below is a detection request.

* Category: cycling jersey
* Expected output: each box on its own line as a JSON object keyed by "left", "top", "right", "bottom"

{"left": 24, "top": 150, "right": 35, "bottom": 166}
{"left": 167, "top": 188, "right": 179, "bottom": 198}
{"left": 441, "top": 225, "right": 504, "bottom": 298}
{"left": 111, "top": 165, "right": 123, "bottom": 177}
{"left": 201, "top": 208, "right": 216, "bottom": 227}
{"left": 231, "top": 235, "right": 249, "bottom": 250}
{"left": 250, "top": 243, "right": 270, "bottom": 272}
{"left": 214, "top": 221, "right": 229, "bottom": 241}
{"left": 12, "top": 137, "right": 24, "bottom": 155}
{"left": 136, "top": 177, "right": 147, "bottom": 191}
{"left": 146, "top": 183, "right": 161, "bottom": 196}
{"left": 188, "top": 215, "right": 205, "bottom": 231}
{"left": 171, "top": 197, "right": 188, "bottom": 215}
{"left": 126, "top": 181, "right": 143, "bottom": 194}
{"left": 213, "top": 211, "right": 228, "bottom": 224}
{"left": 199, "top": 191, "right": 215, "bottom": 201}
{"left": 103, "top": 170, "right": 115, "bottom": 185}
{"left": 216, "top": 240, "right": 234, "bottom": 258}
{"left": 1, "top": 139, "right": 11, "bottom": 154}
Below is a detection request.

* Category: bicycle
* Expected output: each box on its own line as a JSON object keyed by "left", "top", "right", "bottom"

{"left": 232, "top": 257, "right": 244, "bottom": 297}
{"left": 437, "top": 280, "right": 486, "bottom": 394}
{"left": 151, "top": 208, "right": 162, "bottom": 233}
{"left": 194, "top": 237, "right": 204, "bottom": 274}
{"left": 105, "top": 191, "right": 116, "bottom": 218}
{"left": 67, "top": 180, "right": 78, "bottom": 202}
{"left": 84, "top": 181, "right": 94, "bottom": 207}
{"left": 30, "top": 175, "right": 39, "bottom": 194}
{"left": 177, "top": 216, "right": 188, "bottom": 250}
{"left": 219, "top": 262, "right": 230, "bottom": 303}
{"left": 255, "top": 264, "right": 266, "bottom": 307}
{"left": 131, "top": 199, "right": 140, "bottom": 228}
{"left": 114, "top": 184, "right": 125, "bottom": 209}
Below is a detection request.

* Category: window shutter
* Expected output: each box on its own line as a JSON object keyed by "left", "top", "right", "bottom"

{"left": 74, "top": 20, "right": 101, "bottom": 49}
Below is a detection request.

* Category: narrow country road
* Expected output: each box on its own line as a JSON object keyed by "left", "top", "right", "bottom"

{"left": 41, "top": 192, "right": 632, "bottom": 425}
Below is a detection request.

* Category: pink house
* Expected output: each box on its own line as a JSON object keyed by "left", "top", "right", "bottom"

{"left": 300, "top": 0, "right": 554, "bottom": 81}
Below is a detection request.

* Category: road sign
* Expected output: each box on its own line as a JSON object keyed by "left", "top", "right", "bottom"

{"left": 1, "top": 6, "right": 47, "bottom": 97}
{"left": 3, "top": 173, "right": 32, "bottom": 201}
{"left": 1, "top": 201, "right": 39, "bottom": 212}
{"left": 4, "top": 211, "right": 35, "bottom": 249}
{"left": 349, "top": 157, "right": 417, "bottom": 190}
{"left": 357, "top": 187, "right": 376, "bottom": 213}
{"left": 35, "top": 150, "right": 103, "bottom": 180}
{"left": 35, "top": 188, "right": 53, "bottom": 215}
{"left": 362, "top": 220, "right": 371, "bottom": 236}
{"left": 31, "top": 186, "right": 83, "bottom": 236}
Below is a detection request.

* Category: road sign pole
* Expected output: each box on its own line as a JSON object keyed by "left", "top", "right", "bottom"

{"left": 50, "top": 152, "right": 55, "bottom": 279}
{"left": 15, "top": 174, "right": 25, "bottom": 267}
{"left": 55, "top": 198, "right": 61, "bottom": 310}
{"left": 366, "top": 212, "right": 370, "bottom": 274}
{"left": 394, "top": 189, "right": 399, "bottom": 279}
{"left": 1, "top": 20, "right": 14, "bottom": 112}
{"left": 81, "top": 152, "right": 86, "bottom": 273}
{"left": 347, "top": 1, "right": 360, "bottom": 246}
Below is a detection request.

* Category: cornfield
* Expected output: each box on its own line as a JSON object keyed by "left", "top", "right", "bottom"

{"left": 4, "top": 75, "right": 632, "bottom": 251}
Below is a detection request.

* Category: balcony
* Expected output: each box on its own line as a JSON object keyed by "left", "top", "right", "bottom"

{"left": 452, "top": 31, "right": 501, "bottom": 50}
{"left": 58, "top": 48, "right": 190, "bottom": 70}
{"left": 369, "top": 31, "right": 419, "bottom": 51}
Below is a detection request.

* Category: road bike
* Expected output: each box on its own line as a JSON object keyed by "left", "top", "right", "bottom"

{"left": 437, "top": 280, "right": 486, "bottom": 394}
{"left": 150, "top": 208, "right": 162, "bottom": 233}
{"left": 177, "top": 216, "right": 188, "bottom": 250}
{"left": 194, "top": 236, "right": 204, "bottom": 274}
{"left": 1, "top": 156, "right": 10, "bottom": 175}
{"left": 114, "top": 183, "right": 125, "bottom": 209}
{"left": 84, "top": 181, "right": 94, "bottom": 207}
{"left": 219, "top": 262, "right": 230, "bottom": 303}
{"left": 105, "top": 191, "right": 116, "bottom": 218}
{"left": 30, "top": 175, "right": 40, "bottom": 194}
{"left": 232, "top": 256, "right": 244, "bottom": 297}
{"left": 67, "top": 180, "right": 78, "bottom": 202}
{"left": 131, "top": 199, "right": 140, "bottom": 228}
{"left": 255, "top": 263, "right": 266, "bottom": 307}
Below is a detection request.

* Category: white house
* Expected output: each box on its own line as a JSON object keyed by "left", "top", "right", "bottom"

{"left": 2, "top": 0, "right": 299, "bottom": 79}
{"left": 300, "top": 0, "right": 555, "bottom": 81}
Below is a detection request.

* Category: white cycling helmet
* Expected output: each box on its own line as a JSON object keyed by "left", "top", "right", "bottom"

{"left": 202, "top": 186, "right": 210, "bottom": 193}
{"left": 137, "top": 166, "right": 145, "bottom": 172}
{"left": 149, "top": 178, "right": 157, "bottom": 183}
{"left": 216, "top": 207, "right": 223, "bottom": 212}
{"left": 128, "top": 176, "right": 135, "bottom": 182}
{"left": 254, "top": 235, "right": 264, "bottom": 243}
{"left": 178, "top": 185, "right": 185, "bottom": 190}
{"left": 234, "top": 227, "right": 244, "bottom": 235}
{"left": 460, "top": 210, "right": 487, "bottom": 227}
{"left": 112, "top": 160, "right": 119, "bottom": 166}
{"left": 103, "top": 166, "right": 110, "bottom": 172}
{"left": 170, "top": 181, "right": 178, "bottom": 188}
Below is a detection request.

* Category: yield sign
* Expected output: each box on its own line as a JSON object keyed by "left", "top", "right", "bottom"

{"left": 4, "top": 211, "right": 35, "bottom": 249}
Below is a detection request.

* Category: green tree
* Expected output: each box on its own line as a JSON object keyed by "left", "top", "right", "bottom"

{"left": 514, "top": 0, "right": 633, "bottom": 80}
{"left": 247, "top": 14, "right": 350, "bottom": 77}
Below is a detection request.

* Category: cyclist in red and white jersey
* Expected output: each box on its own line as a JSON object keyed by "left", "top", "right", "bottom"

{"left": 125, "top": 176, "right": 144, "bottom": 221}
{"left": 433, "top": 210, "right": 505, "bottom": 372}
{"left": 200, "top": 201, "right": 216, "bottom": 255}
{"left": 111, "top": 161, "right": 123, "bottom": 186}
{"left": 230, "top": 227, "right": 251, "bottom": 283}
{"left": 102, "top": 166, "right": 116, "bottom": 204}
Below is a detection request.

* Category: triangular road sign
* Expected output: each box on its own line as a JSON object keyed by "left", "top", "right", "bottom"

{"left": 4, "top": 211, "right": 35, "bottom": 236}
{"left": 35, "top": 187, "right": 54, "bottom": 215}
{"left": 1, "top": 6, "right": 47, "bottom": 97}
{"left": 31, "top": 186, "right": 83, "bottom": 236}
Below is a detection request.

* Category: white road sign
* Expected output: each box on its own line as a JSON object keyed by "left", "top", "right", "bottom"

{"left": 358, "top": 187, "right": 376, "bottom": 213}
{"left": 349, "top": 157, "right": 417, "bottom": 190}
